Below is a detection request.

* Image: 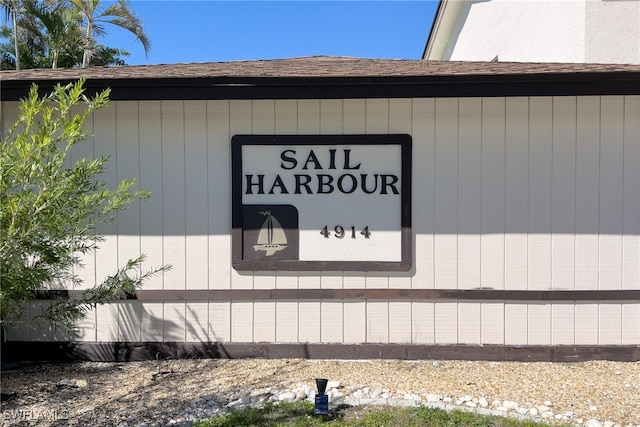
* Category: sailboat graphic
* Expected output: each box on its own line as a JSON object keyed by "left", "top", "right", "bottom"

{"left": 253, "top": 211, "right": 288, "bottom": 256}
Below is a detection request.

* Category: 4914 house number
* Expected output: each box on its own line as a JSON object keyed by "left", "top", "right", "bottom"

{"left": 320, "top": 225, "right": 371, "bottom": 239}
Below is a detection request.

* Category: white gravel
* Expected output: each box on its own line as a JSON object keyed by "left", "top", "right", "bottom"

{"left": 1, "top": 359, "right": 639, "bottom": 427}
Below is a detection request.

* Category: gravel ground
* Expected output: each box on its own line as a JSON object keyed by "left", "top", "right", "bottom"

{"left": 1, "top": 358, "right": 639, "bottom": 427}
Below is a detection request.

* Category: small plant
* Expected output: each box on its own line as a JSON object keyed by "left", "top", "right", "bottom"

{"left": 0, "top": 79, "right": 169, "bottom": 335}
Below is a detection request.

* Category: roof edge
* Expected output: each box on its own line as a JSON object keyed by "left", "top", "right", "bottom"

{"left": 422, "top": 0, "right": 465, "bottom": 60}
{"left": 3, "top": 71, "right": 639, "bottom": 101}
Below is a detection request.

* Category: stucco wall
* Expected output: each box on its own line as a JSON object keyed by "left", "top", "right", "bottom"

{"left": 445, "top": 0, "right": 640, "bottom": 64}
{"left": 2, "top": 96, "right": 640, "bottom": 346}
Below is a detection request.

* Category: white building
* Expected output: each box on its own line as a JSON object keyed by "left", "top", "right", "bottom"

{"left": 423, "top": 0, "right": 640, "bottom": 64}
{"left": 2, "top": 58, "right": 640, "bottom": 361}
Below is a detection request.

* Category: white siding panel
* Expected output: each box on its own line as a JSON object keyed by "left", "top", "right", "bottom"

{"left": 551, "top": 303, "right": 575, "bottom": 345}
{"left": 5, "top": 94, "right": 638, "bottom": 348}
{"left": 389, "top": 99, "right": 412, "bottom": 134}
{"left": 388, "top": 301, "right": 412, "bottom": 343}
{"left": 434, "top": 98, "right": 458, "bottom": 288}
{"left": 457, "top": 302, "right": 481, "bottom": 344}
{"left": 551, "top": 97, "right": 576, "bottom": 290}
{"left": 186, "top": 302, "right": 209, "bottom": 342}
{"left": 599, "top": 97, "right": 624, "bottom": 290}
{"left": 163, "top": 302, "right": 186, "bottom": 342}
{"left": 366, "top": 301, "right": 389, "bottom": 343}
{"left": 254, "top": 273, "right": 276, "bottom": 291}
{"left": 253, "top": 301, "right": 276, "bottom": 342}
{"left": 622, "top": 96, "right": 640, "bottom": 289}
{"left": 0, "top": 101, "right": 20, "bottom": 133}
{"left": 6, "top": 314, "right": 30, "bottom": 341}
{"left": 93, "top": 106, "right": 118, "bottom": 288}
{"left": 481, "top": 98, "right": 506, "bottom": 290}
{"left": 343, "top": 300, "right": 366, "bottom": 343}
{"left": 365, "top": 99, "right": 389, "bottom": 134}
{"left": 299, "top": 272, "right": 320, "bottom": 290}
{"left": 252, "top": 99, "right": 275, "bottom": 133}
{"left": 481, "top": 302, "right": 504, "bottom": 345}
{"left": 140, "top": 302, "right": 164, "bottom": 342}
{"left": 320, "top": 99, "right": 343, "bottom": 133}
{"left": 119, "top": 301, "right": 142, "bottom": 342}
{"left": 527, "top": 303, "right": 551, "bottom": 345}
{"left": 343, "top": 271, "right": 366, "bottom": 289}
{"left": 162, "top": 101, "right": 186, "bottom": 290}
{"left": 184, "top": 101, "right": 209, "bottom": 290}
{"left": 29, "top": 302, "right": 52, "bottom": 342}
{"left": 5, "top": 301, "right": 29, "bottom": 341}
{"left": 276, "top": 301, "right": 298, "bottom": 342}
{"left": 208, "top": 100, "right": 232, "bottom": 290}
{"left": 389, "top": 99, "right": 413, "bottom": 290}
{"left": 457, "top": 98, "right": 482, "bottom": 290}
{"left": 230, "top": 101, "right": 254, "bottom": 290}
{"left": 52, "top": 324, "right": 68, "bottom": 342}
{"left": 411, "top": 302, "right": 435, "bottom": 343}
{"left": 139, "top": 102, "right": 164, "bottom": 290}
{"left": 411, "top": 99, "right": 436, "bottom": 289}
{"left": 298, "top": 99, "right": 321, "bottom": 133}
{"left": 73, "top": 107, "right": 97, "bottom": 290}
{"left": 209, "top": 301, "right": 231, "bottom": 342}
{"left": 115, "top": 102, "right": 141, "bottom": 277}
{"left": 95, "top": 303, "right": 118, "bottom": 342}
{"left": 231, "top": 301, "right": 253, "bottom": 342}
{"left": 320, "top": 301, "right": 343, "bottom": 342}
{"left": 504, "top": 303, "right": 528, "bottom": 345}
{"left": 275, "top": 99, "right": 297, "bottom": 133}
{"left": 343, "top": 99, "right": 366, "bottom": 134}
{"left": 622, "top": 303, "right": 640, "bottom": 344}
{"left": 434, "top": 302, "right": 458, "bottom": 344}
{"left": 298, "top": 301, "right": 321, "bottom": 342}
{"left": 575, "top": 303, "right": 599, "bottom": 345}
{"left": 598, "top": 303, "right": 622, "bottom": 345}
{"left": 75, "top": 305, "right": 97, "bottom": 342}
{"left": 575, "top": 97, "right": 601, "bottom": 290}
{"left": 528, "top": 98, "right": 552, "bottom": 291}
{"left": 365, "top": 273, "right": 388, "bottom": 289}
{"left": 276, "top": 271, "right": 298, "bottom": 290}
{"left": 504, "top": 98, "right": 529, "bottom": 290}
{"left": 321, "top": 273, "right": 343, "bottom": 289}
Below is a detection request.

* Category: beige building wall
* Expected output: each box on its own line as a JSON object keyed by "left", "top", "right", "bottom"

{"left": 3, "top": 95, "right": 640, "bottom": 346}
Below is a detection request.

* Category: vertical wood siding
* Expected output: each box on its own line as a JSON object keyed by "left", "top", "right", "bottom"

{"left": 2, "top": 96, "right": 639, "bottom": 346}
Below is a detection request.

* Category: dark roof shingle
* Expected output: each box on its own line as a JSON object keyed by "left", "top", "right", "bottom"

{"left": 2, "top": 56, "right": 640, "bottom": 81}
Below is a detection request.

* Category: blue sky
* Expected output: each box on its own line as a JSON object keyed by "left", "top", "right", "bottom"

{"left": 101, "top": 1, "right": 438, "bottom": 65}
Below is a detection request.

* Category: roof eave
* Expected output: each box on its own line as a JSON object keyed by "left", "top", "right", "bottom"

{"left": 3, "top": 72, "right": 639, "bottom": 101}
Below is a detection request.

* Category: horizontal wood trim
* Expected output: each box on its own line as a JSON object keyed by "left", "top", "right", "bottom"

{"left": 3, "top": 341, "right": 639, "bottom": 362}
{"left": 32, "top": 288, "right": 640, "bottom": 301}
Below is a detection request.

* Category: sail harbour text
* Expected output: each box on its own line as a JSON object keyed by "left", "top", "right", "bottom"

{"left": 244, "top": 149, "right": 400, "bottom": 195}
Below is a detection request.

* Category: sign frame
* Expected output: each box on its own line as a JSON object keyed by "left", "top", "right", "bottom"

{"left": 231, "top": 134, "right": 412, "bottom": 271}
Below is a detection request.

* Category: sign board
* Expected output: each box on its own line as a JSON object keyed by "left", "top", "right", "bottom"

{"left": 231, "top": 135, "right": 412, "bottom": 271}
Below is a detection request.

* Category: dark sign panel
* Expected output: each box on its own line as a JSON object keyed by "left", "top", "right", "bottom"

{"left": 232, "top": 134, "right": 412, "bottom": 271}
